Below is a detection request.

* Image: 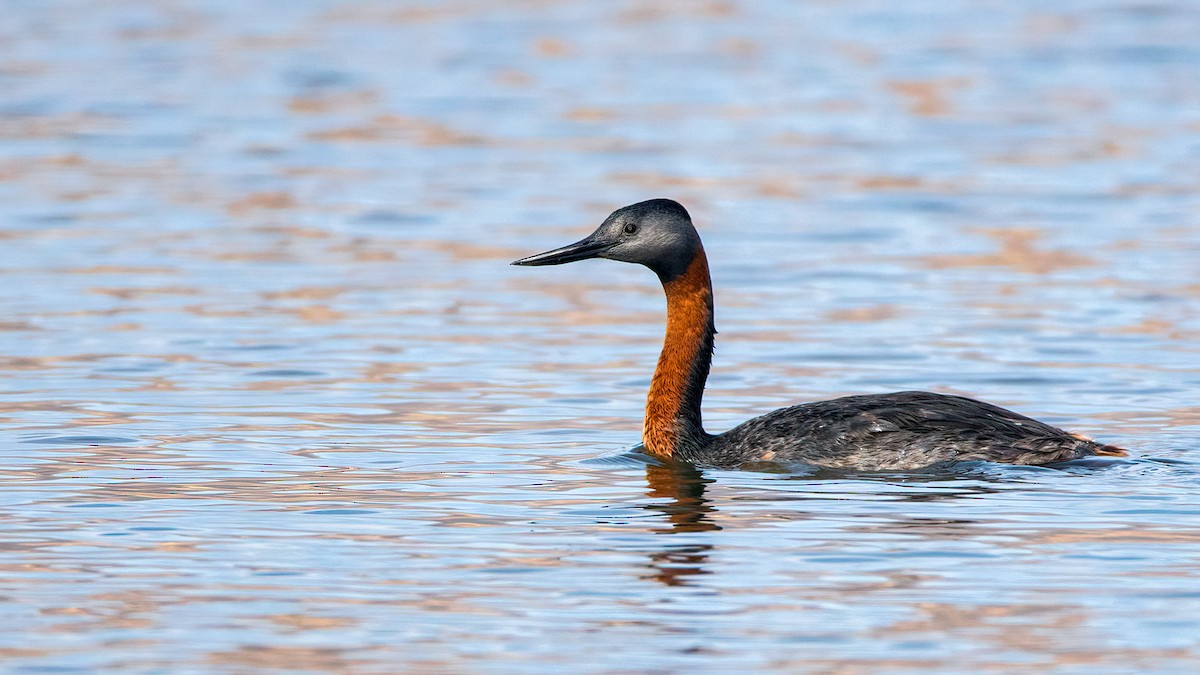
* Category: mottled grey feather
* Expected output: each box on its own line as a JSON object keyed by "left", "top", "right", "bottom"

{"left": 692, "top": 391, "right": 1119, "bottom": 470}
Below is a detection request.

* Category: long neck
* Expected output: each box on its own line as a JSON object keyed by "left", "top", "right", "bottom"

{"left": 643, "top": 247, "right": 715, "bottom": 459}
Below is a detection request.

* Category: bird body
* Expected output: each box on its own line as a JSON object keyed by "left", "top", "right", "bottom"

{"left": 513, "top": 199, "right": 1126, "bottom": 470}
{"left": 702, "top": 391, "right": 1121, "bottom": 470}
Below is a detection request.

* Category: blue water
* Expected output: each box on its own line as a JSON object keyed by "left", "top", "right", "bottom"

{"left": 1, "top": 1, "right": 1199, "bottom": 671}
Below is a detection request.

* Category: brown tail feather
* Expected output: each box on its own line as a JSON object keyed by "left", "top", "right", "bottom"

{"left": 1070, "top": 432, "right": 1128, "bottom": 458}
{"left": 1092, "top": 443, "right": 1128, "bottom": 457}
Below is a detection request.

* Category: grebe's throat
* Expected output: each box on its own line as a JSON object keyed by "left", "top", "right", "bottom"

{"left": 643, "top": 247, "right": 715, "bottom": 458}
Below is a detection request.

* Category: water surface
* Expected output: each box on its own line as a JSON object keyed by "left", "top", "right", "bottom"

{"left": 2, "top": 1, "right": 1199, "bottom": 672}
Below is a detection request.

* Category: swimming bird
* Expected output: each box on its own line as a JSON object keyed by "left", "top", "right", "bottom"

{"left": 512, "top": 199, "right": 1127, "bottom": 470}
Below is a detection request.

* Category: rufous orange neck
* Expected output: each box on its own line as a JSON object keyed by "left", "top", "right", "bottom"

{"left": 643, "top": 247, "right": 715, "bottom": 458}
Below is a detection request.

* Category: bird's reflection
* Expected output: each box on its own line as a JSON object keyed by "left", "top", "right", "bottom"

{"left": 633, "top": 459, "right": 1019, "bottom": 586}
{"left": 640, "top": 461, "right": 720, "bottom": 586}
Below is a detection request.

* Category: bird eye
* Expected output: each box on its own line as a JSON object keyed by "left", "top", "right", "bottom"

{"left": 623, "top": 223, "right": 638, "bottom": 234}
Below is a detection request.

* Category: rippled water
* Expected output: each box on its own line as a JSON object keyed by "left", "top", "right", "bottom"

{"left": 2, "top": 0, "right": 1199, "bottom": 671}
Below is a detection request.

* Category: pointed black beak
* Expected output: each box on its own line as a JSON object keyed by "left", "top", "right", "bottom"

{"left": 511, "top": 233, "right": 612, "bottom": 266}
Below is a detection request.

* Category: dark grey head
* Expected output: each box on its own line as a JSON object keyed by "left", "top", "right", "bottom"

{"left": 511, "top": 199, "right": 701, "bottom": 280}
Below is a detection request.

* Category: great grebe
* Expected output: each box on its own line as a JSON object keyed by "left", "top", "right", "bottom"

{"left": 513, "top": 199, "right": 1126, "bottom": 470}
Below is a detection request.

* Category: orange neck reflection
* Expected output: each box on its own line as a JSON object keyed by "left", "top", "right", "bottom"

{"left": 641, "top": 462, "right": 719, "bottom": 587}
